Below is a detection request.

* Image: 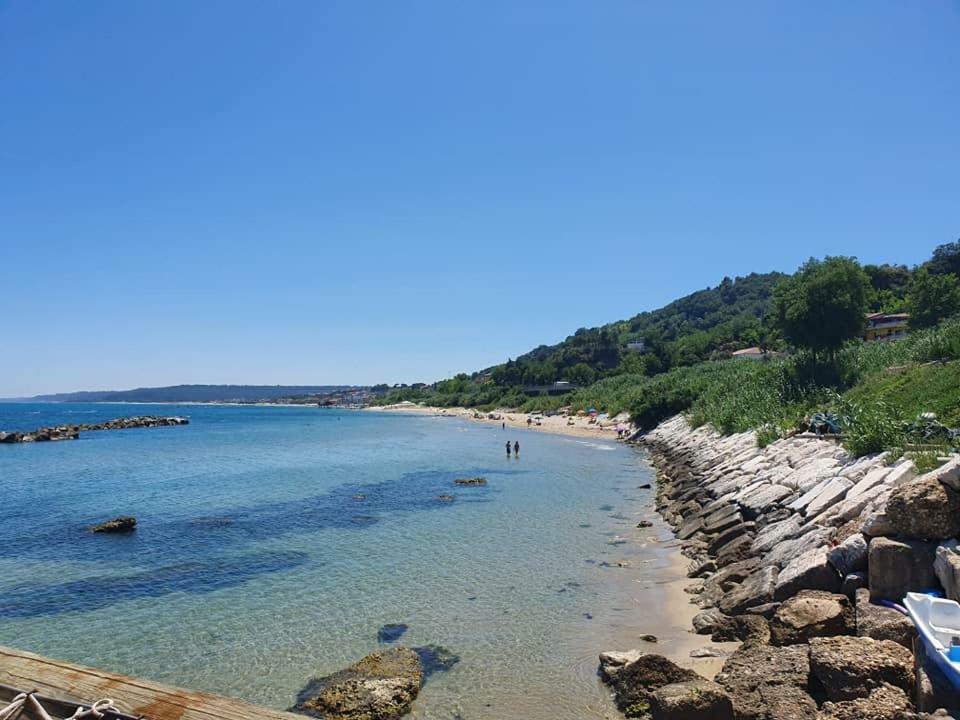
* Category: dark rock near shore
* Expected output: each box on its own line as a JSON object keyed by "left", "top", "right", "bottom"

{"left": 90, "top": 516, "right": 137, "bottom": 533}
{"left": 718, "top": 565, "right": 779, "bottom": 615}
{"left": 412, "top": 645, "right": 460, "bottom": 678}
{"left": 769, "top": 590, "right": 854, "bottom": 646}
{"left": 649, "top": 678, "right": 734, "bottom": 719}
{"left": 603, "top": 653, "right": 702, "bottom": 714}
{"left": 886, "top": 479, "right": 960, "bottom": 540}
{"left": 808, "top": 635, "right": 914, "bottom": 702}
{"left": 291, "top": 647, "right": 423, "bottom": 720}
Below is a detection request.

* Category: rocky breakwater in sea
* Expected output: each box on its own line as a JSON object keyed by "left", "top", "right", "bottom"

{"left": 599, "top": 413, "right": 960, "bottom": 719}
{"left": 0, "top": 415, "right": 189, "bottom": 443}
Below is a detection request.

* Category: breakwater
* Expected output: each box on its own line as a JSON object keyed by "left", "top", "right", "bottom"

{"left": 0, "top": 415, "right": 188, "bottom": 443}
{"left": 600, "top": 413, "right": 960, "bottom": 718}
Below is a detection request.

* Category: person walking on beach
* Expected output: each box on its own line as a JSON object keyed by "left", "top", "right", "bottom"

{"left": 513, "top": 440, "right": 520, "bottom": 457}
{"left": 502, "top": 421, "right": 505, "bottom": 430}
{"left": 505, "top": 441, "right": 511, "bottom": 457}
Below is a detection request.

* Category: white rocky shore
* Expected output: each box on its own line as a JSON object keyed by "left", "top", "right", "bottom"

{"left": 599, "top": 413, "right": 960, "bottom": 720}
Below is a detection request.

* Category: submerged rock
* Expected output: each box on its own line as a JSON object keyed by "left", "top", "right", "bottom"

{"left": 412, "top": 645, "right": 460, "bottom": 678}
{"left": 291, "top": 647, "right": 423, "bottom": 720}
{"left": 90, "top": 516, "right": 137, "bottom": 533}
{"left": 377, "top": 624, "right": 409, "bottom": 644}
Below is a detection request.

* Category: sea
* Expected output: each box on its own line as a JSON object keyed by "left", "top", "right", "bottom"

{"left": 0, "top": 403, "right": 689, "bottom": 719}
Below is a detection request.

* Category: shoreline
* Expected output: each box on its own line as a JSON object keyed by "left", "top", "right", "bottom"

{"left": 369, "top": 403, "right": 634, "bottom": 442}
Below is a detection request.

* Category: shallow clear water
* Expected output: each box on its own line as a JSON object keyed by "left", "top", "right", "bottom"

{"left": 0, "top": 403, "right": 677, "bottom": 719}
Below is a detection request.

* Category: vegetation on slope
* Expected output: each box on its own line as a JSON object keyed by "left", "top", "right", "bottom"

{"left": 379, "top": 241, "right": 960, "bottom": 458}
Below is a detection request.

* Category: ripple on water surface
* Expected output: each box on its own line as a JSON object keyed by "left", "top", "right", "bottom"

{"left": 0, "top": 403, "right": 677, "bottom": 719}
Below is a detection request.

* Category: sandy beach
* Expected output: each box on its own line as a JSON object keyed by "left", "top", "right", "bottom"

{"left": 369, "top": 403, "right": 635, "bottom": 442}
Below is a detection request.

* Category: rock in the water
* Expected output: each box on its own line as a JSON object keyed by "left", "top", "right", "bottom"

{"left": 377, "top": 624, "right": 408, "bottom": 644}
{"left": 90, "top": 516, "right": 137, "bottom": 533}
{"left": 598, "top": 650, "right": 643, "bottom": 681}
{"left": 854, "top": 589, "right": 917, "bottom": 650}
{"left": 603, "top": 653, "right": 702, "bottom": 714}
{"left": 453, "top": 477, "right": 486, "bottom": 486}
{"left": 769, "top": 590, "right": 854, "bottom": 646}
{"left": 815, "top": 682, "right": 912, "bottom": 720}
{"left": 412, "top": 645, "right": 460, "bottom": 678}
{"left": 808, "top": 635, "right": 914, "bottom": 702}
{"left": 869, "top": 536, "right": 939, "bottom": 602}
{"left": 886, "top": 478, "right": 960, "bottom": 540}
{"left": 291, "top": 647, "right": 423, "bottom": 720}
{"left": 649, "top": 679, "right": 734, "bottom": 719}
{"left": 715, "top": 643, "right": 816, "bottom": 720}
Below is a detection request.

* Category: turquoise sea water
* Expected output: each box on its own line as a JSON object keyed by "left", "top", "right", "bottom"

{"left": 0, "top": 403, "right": 676, "bottom": 719}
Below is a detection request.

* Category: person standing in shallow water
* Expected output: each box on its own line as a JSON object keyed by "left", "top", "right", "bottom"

{"left": 513, "top": 441, "right": 520, "bottom": 457}
{"left": 505, "top": 441, "right": 511, "bottom": 456}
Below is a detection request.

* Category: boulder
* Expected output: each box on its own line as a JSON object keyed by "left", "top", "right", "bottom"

{"left": 886, "top": 479, "right": 960, "bottom": 540}
{"left": 827, "top": 534, "right": 868, "bottom": 577}
{"left": 808, "top": 635, "right": 914, "bottom": 702}
{"left": 804, "top": 478, "right": 853, "bottom": 519}
{"left": 598, "top": 649, "right": 644, "bottom": 681}
{"left": 603, "top": 653, "right": 702, "bottom": 714}
{"left": 90, "top": 516, "right": 137, "bottom": 533}
{"left": 855, "top": 588, "right": 917, "bottom": 650}
{"left": 769, "top": 590, "right": 854, "bottom": 646}
{"left": 649, "top": 679, "right": 734, "bottom": 720}
{"left": 291, "top": 647, "right": 423, "bottom": 720}
{"left": 765, "top": 527, "right": 834, "bottom": 569}
{"left": 710, "top": 615, "right": 770, "bottom": 645}
{"left": 861, "top": 508, "right": 896, "bottom": 538}
{"left": 774, "top": 545, "right": 841, "bottom": 601}
{"left": 693, "top": 609, "right": 725, "bottom": 635}
{"left": 752, "top": 516, "right": 803, "bottom": 556}
{"left": 719, "top": 565, "right": 779, "bottom": 615}
{"left": 453, "top": 477, "right": 486, "bottom": 486}
{"left": 869, "top": 536, "right": 939, "bottom": 602}
{"left": 815, "top": 682, "right": 912, "bottom": 720}
{"left": 716, "top": 533, "right": 757, "bottom": 567}
{"left": 935, "top": 542, "right": 960, "bottom": 602}
{"left": 924, "top": 456, "right": 960, "bottom": 492}
{"left": 715, "top": 643, "right": 816, "bottom": 720}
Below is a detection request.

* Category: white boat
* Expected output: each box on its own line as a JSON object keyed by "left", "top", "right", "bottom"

{"left": 904, "top": 591, "right": 960, "bottom": 690}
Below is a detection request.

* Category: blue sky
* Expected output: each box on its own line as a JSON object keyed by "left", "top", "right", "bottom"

{"left": 1, "top": 1, "right": 958, "bottom": 396}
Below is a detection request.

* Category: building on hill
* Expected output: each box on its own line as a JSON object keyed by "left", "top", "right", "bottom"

{"left": 625, "top": 340, "right": 646, "bottom": 353}
{"left": 863, "top": 312, "right": 910, "bottom": 342}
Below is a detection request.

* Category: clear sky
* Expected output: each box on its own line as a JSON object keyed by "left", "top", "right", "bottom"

{"left": 1, "top": 1, "right": 958, "bottom": 396}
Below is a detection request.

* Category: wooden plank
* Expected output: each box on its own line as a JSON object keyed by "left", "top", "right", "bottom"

{"left": 0, "top": 645, "right": 303, "bottom": 720}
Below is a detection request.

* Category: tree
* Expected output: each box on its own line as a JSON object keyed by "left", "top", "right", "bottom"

{"left": 907, "top": 268, "right": 960, "bottom": 329}
{"left": 773, "top": 256, "right": 869, "bottom": 357}
{"left": 925, "top": 241, "right": 960, "bottom": 277}
{"left": 565, "top": 363, "right": 596, "bottom": 386}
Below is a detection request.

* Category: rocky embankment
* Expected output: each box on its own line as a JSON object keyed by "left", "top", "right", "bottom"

{"left": 600, "top": 414, "right": 960, "bottom": 719}
{"left": 0, "top": 415, "right": 189, "bottom": 443}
